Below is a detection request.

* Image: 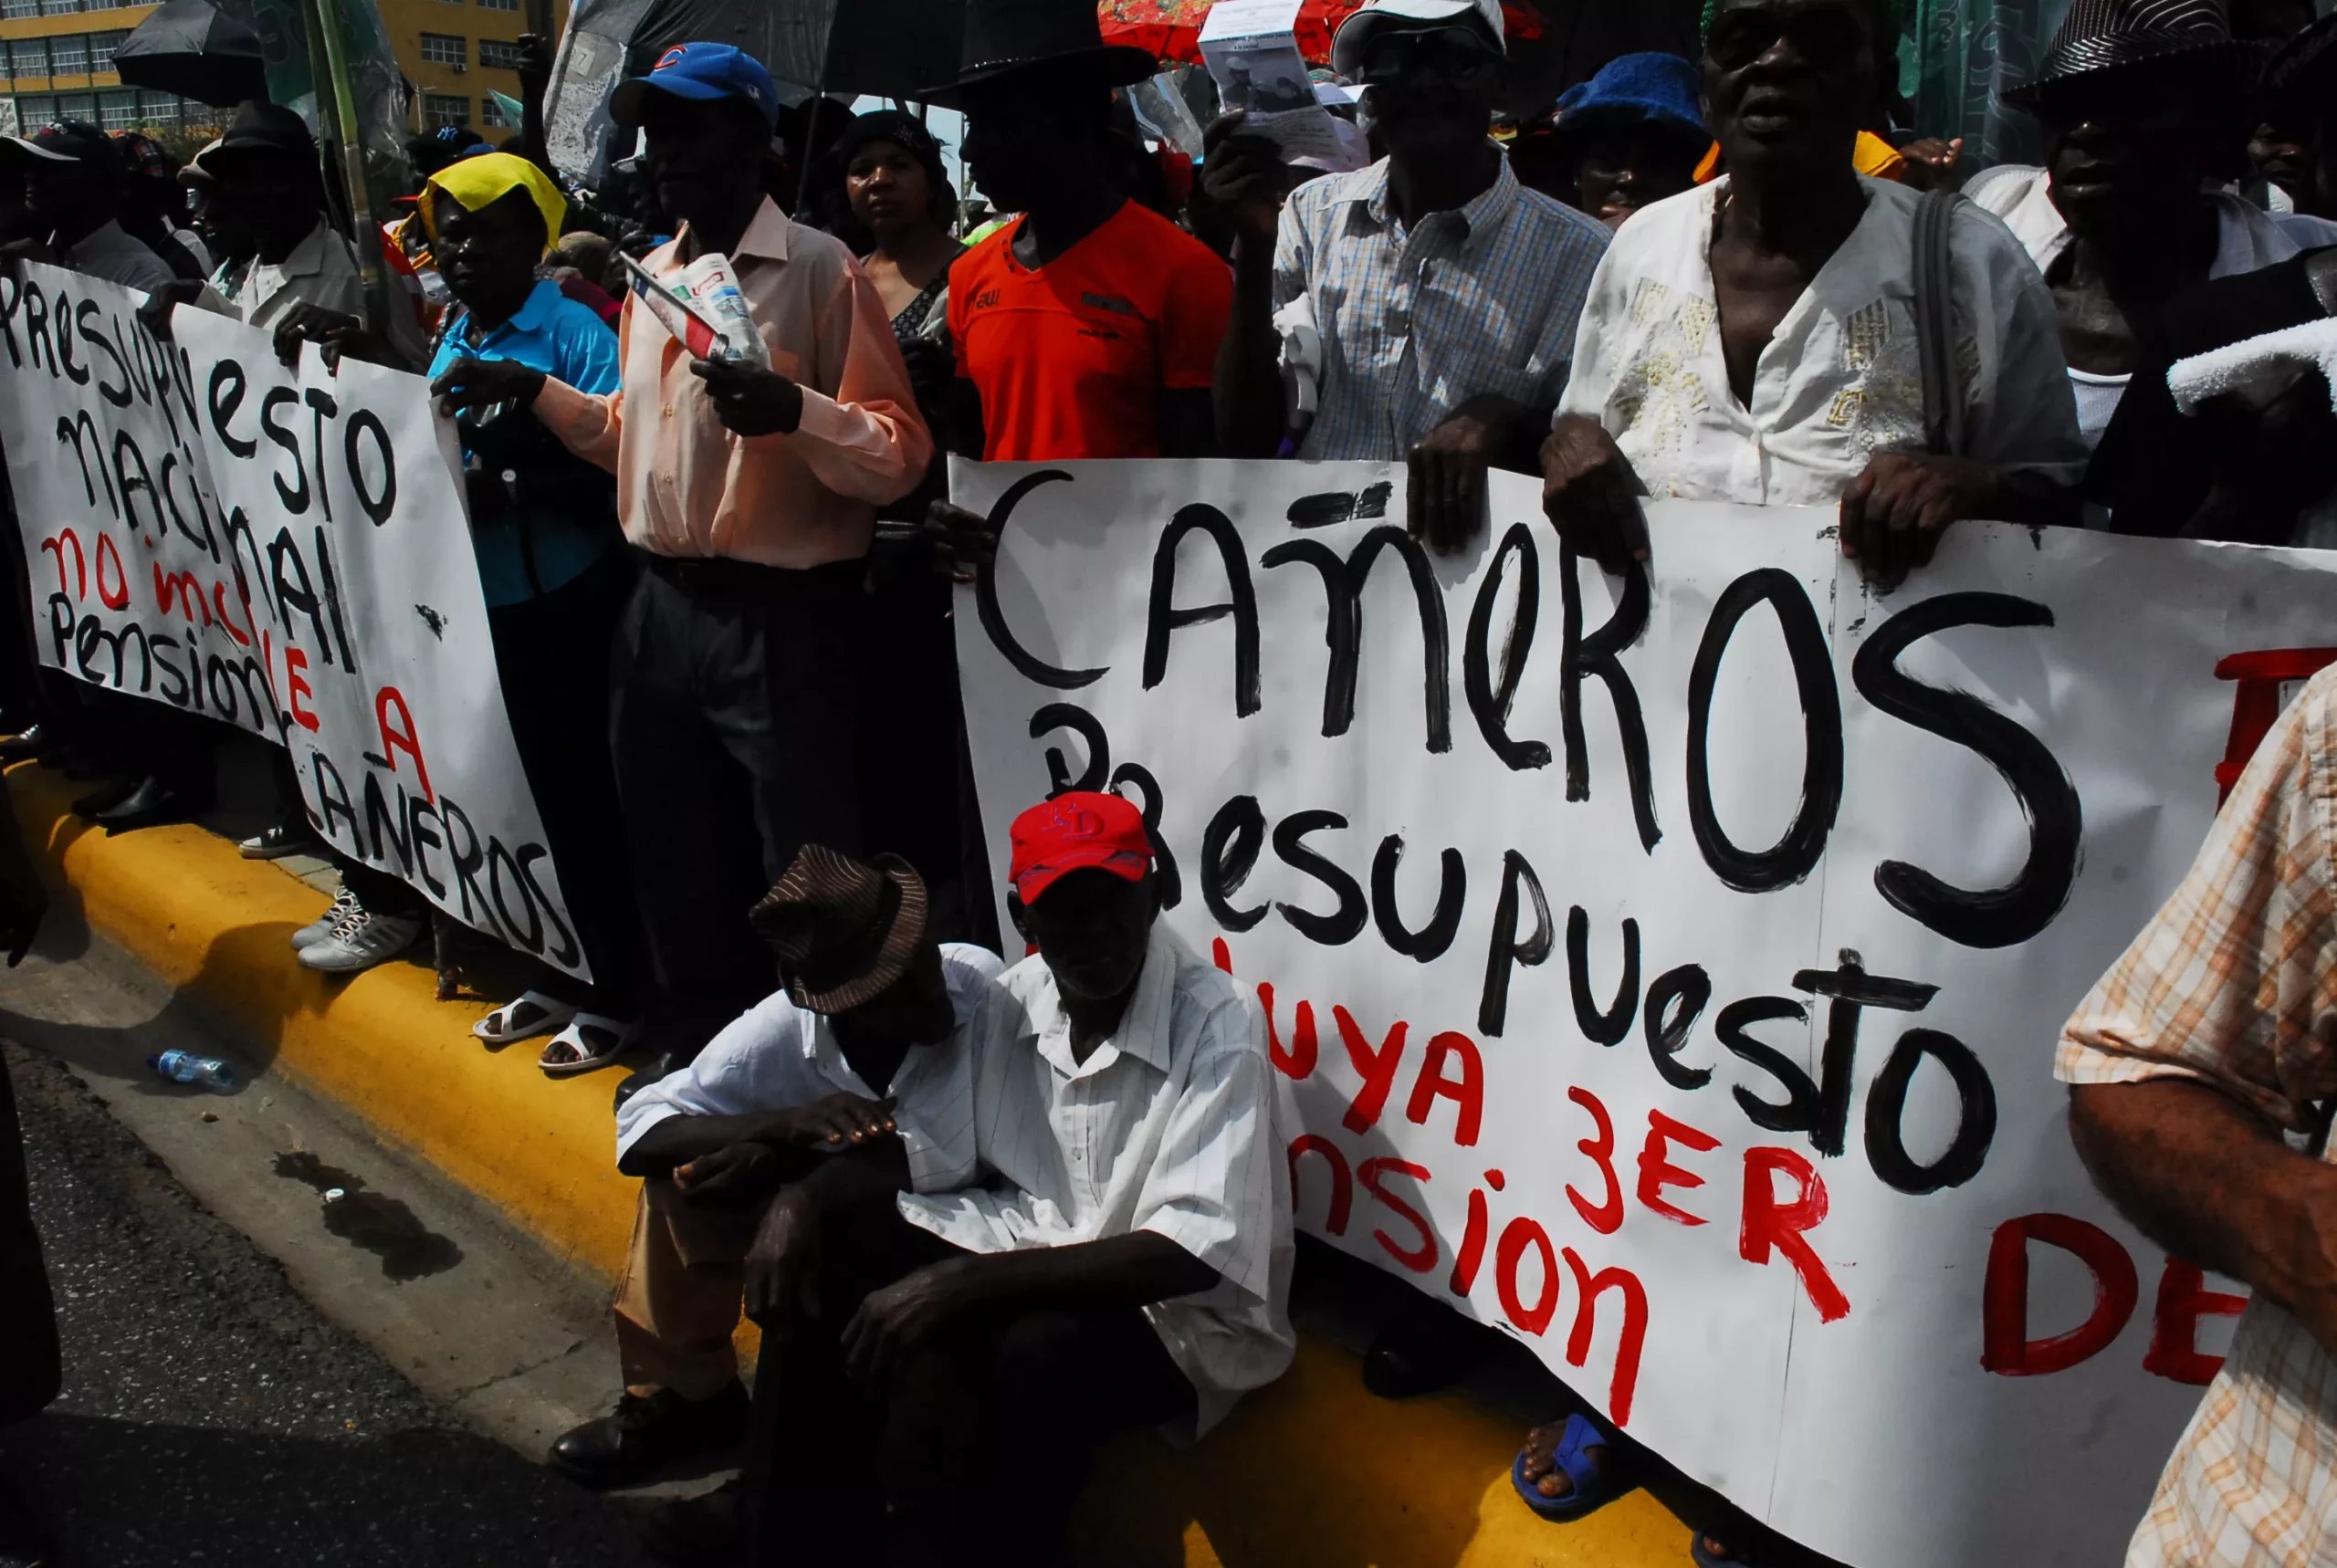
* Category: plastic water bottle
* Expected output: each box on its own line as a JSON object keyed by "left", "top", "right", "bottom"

{"left": 149, "top": 1050, "right": 236, "bottom": 1092}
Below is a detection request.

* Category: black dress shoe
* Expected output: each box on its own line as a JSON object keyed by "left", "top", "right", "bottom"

{"left": 72, "top": 774, "right": 143, "bottom": 819}
{"left": 1363, "top": 1297, "right": 1493, "bottom": 1399}
{"left": 0, "top": 725, "right": 50, "bottom": 764}
{"left": 548, "top": 1382, "right": 751, "bottom": 1490}
{"left": 93, "top": 776, "right": 208, "bottom": 832}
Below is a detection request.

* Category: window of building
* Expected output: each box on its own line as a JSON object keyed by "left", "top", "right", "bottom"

{"left": 1, "top": 0, "right": 39, "bottom": 21}
{"left": 422, "top": 92, "right": 468, "bottom": 129}
{"left": 478, "top": 0, "right": 519, "bottom": 11}
{"left": 478, "top": 37, "right": 523, "bottom": 70}
{"left": 89, "top": 31, "right": 123, "bottom": 71}
{"left": 37, "top": 0, "right": 79, "bottom": 16}
{"left": 137, "top": 90, "right": 181, "bottom": 127}
{"left": 55, "top": 91, "right": 93, "bottom": 120}
{"left": 12, "top": 95, "right": 48, "bottom": 129}
{"left": 49, "top": 35, "right": 87, "bottom": 76}
{"left": 98, "top": 89, "right": 133, "bottom": 130}
{"left": 419, "top": 32, "right": 466, "bottom": 67}
{"left": 8, "top": 38, "right": 48, "bottom": 78}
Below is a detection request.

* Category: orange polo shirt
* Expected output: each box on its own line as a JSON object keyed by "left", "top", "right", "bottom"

{"left": 948, "top": 199, "right": 1232, "bottom": 461}
{"left": 534, "top": 198, "right": 930, "bottom": 568}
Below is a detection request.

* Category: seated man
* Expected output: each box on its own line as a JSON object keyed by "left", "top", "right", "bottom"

{"left": 547, "top": 844, "right": 1001, "bottom": 1490}
{"left": 741, "top": 790, "right": 1294, "bottom": 1568}
{"left": 1544, "top": 0, "right": 2087, "bottom": 592}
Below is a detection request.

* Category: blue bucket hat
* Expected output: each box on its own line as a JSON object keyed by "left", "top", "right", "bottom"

{"left": 1554, "top": 52, "right": 1706, "bottom": 143}
{"left": 610, "top": 42, "right": 781, "bottom": 131}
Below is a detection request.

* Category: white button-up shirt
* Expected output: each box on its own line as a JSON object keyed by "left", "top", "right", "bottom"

{"left": 1275, "top": 153, "right": 1609, "bottom": 460}
{"left": 1556, "top": 175, "right": 2089, "bottom": 506}
{"left": 614, "top": 943, "right": 1004, "bottom": 1195}
{"left": 58, "top": 217, "right": 176, "bottom": 294}
{"left": 896, "top": 924, "right": 1296, "bottom": 1437}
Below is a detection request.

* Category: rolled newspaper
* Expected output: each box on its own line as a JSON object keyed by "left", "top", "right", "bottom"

{"left": 619, "top": 249, "right": 772, "bottom": 369}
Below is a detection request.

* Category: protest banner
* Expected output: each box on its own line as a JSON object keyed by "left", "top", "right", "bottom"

{"left": 951, "top": 456, "right": 2337, "bottom": 1568}
{"left": 0, "top": 263, "right": 585, "bottom": 977}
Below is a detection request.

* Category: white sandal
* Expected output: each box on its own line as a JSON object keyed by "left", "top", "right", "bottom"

{"left": 538, "top": 1013, "right": 638, "bottom": 1077}
{"left": 472, "top": 990, "right": 578, "bottom": 1046}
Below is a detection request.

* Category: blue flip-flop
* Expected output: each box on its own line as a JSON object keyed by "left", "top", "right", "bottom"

{"left": 1509, "top": 1412, "right": 1616, "bottom": 1521}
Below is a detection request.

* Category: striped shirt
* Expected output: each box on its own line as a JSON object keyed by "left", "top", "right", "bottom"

{"left": 614, "top": 942, "right": 1004, "bottom": 1194}
{"left": 1273, "top": 153, "right": 1609, "bottom": 460}
{"left": 896, "top": 923, "right": 1296, "bottom": 1437}
{"left": 2058, "top": 668, "right": 2337, "bottom": 1568}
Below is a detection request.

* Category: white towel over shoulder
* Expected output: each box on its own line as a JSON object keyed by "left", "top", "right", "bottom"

{"left": 2168, "top": 317, "right": 2337, "bottom": 415}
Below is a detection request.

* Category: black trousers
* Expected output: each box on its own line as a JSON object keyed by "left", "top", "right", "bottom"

{"left": 610, "top": 554, "right": 866, "bottom": 1061}
{"left": 487, "top": 549, "right": 646, "bottom": 1013}
{"left": 743, "top": 1206, "right": 1196, "bottom": 1568}
{"left": 0, "top": 1052, "right": 58, "bottom": 1425}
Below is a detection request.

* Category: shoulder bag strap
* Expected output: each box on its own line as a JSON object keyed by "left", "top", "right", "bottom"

{"left": 1913, "top": 185, "right": 1967, "bottom": 458}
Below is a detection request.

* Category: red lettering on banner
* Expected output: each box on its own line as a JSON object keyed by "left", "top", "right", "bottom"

{"left": 1287, "top": 1134, "right": 1351, "bottom": 1235}
{"left": 1405, "top": 1030, "right": 1483, "bottom": 1146}
{"left": 1211, "top": 936, "right": 1231, "bottom": 973}
{"left": 1562, "top": 1248, "right": 1649, "bottom": 1426}
{"left": 151, "top": 563, "right": 210, "bottom": 625}
{"left": 1336, "top": 1006, "right": 1408, "bottom": 1133}
{"left": 285, "top": 646, "right": 319, "bottom": 733}
{"left": 1980, "top": 1212, "right": 2137, "bottom": 1375}
{"left": 1741, "top": 1146, "right": 1850, "bottom": 1323}
{"left": 94, "top": 533, "right": 128, "bottom": 609}
{"left": 1259, "top": 983, "right": 1317, "bottom": 1080}
{"left": 1567, "top": 1086, "right": 1624, "bottom": 1235}
{"left": 2143, "top": 1260, "right": 2248, "bottom": 1386}
{"left": 1358, "top": 1155, "right": 1436, "bottom": 1272}
{"left": 211, "top": 580, "right": 252, "bottom": 645}
{"left": 374, "top": 685, "right": 435, "bottom": 803}
{"left": 1448, "top": 1172, "right": 1504, "bottom": 1297}
{"left": 41, "top": 531, "right": 85, "bottom": 599}
{"left": 1636, "top": 1110, "right": 1720, "bottom": 1226}
{"left": 1496, "top": 1216, "right": 1560, "bottom": 1336}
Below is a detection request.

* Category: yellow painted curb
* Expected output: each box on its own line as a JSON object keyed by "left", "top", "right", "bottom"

{"left": 9, "top": 759, "right": 1692, "bottom": 1568}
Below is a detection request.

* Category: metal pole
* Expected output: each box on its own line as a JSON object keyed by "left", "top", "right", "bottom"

{"left": 303, "top": 0, "right": 393, "bottom": 338}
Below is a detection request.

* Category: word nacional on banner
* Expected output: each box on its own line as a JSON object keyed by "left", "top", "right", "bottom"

{"left": 0, "top": 262, "right": 585, "bottom": 978}
{"left": 952, "top": 457, "right": 2337, "bottom": 1568}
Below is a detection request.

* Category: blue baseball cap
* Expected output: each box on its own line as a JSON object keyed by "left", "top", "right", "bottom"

{"left": 610, "top": 42, "right": 780, "bottom": 131}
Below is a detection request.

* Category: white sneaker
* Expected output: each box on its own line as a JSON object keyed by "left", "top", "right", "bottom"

{"left": 298, "top": 910, "right": 424, "bottom": 974}
{"left": 292, "top": 888, "right": 360, "bottom": 951}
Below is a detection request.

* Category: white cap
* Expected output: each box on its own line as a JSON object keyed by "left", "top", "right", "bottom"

{"left": 1330, "top": 0, "right": 1506, "bottom": 78}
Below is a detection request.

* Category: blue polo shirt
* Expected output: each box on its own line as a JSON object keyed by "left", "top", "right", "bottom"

{"left": 430, "top": 279, "right": 623, "bottom": 607}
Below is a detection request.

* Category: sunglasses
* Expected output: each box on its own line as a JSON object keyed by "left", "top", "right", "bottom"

{"left": 1357, "top": 29, "right": 1504, "bottom": 87}
{"left": 1704, "top": 5, "right": 1871, "bottom": 72}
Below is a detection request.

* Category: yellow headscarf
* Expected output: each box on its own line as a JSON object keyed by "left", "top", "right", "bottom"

{"left": 420, "top": 152, "right": 567, "bottom": 256}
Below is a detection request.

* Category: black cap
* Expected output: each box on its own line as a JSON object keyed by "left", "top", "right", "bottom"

{"left": 201, "top": 99, "right": 318, "bottom": 168}
{"left": 0, "top": 120, "right": 118, "bottom": 175}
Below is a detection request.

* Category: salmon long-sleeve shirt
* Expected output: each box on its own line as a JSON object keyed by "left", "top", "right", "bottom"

{"left": 533, "top": 198, "right": 930, "bottom": 567}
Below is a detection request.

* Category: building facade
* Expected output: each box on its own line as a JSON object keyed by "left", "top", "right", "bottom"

{"left": 379, "top": 0, "right": 566, "bottom": 137}
{"left": 1, "top": 0, "right": 568, "bottom": 140}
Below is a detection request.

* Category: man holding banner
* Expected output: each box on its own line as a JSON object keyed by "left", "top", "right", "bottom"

{"left": 434, "top": 43, "right": 929, "bottom": 1082}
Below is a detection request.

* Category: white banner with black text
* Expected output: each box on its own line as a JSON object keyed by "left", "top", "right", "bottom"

{"left": 952, "top": 456, "right": 2337, "bottom": 1568}
{"left": 0, "top": 262, "right": 586, "bottom": 977}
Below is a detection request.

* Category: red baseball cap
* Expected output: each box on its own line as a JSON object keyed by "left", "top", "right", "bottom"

{"left": 1009, "top": 791, "right": 1153, "bottom": 904}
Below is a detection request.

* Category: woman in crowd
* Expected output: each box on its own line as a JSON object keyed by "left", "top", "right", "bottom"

{"left": 411, "top": 153, "right": 651, "bottom": 1075}
{"left": 1521, "top": 52, "right": 1710, "bottom": 229}
{"left": 831, "top": 110, "right": 990, "bottom": 947}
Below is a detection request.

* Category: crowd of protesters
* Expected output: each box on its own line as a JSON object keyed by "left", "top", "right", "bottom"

{"left": 1, "top": 0, "right": 2337, "bottom": 1562}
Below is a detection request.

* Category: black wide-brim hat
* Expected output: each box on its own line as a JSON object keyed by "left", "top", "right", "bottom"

{"left": 2262, "top": 9, "right": 2337, "bottom": 123}
{"left": 749, "top": 845, "right": 930, "bottom": 1014}
{"left": 918, "top": 0, "right": 1158, "bottom": 106}
{"left": 2005, "top": 0, "right": 2252, "bottom": 106}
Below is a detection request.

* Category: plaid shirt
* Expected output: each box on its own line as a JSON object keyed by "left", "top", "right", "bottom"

{"left": 1273, "top": 154, "right": 1609, "bottom": 461}
{"left": 2059, "top": 666, "right": 2337, "bottom": 1568}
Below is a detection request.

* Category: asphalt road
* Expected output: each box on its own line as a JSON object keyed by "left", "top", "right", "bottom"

{"left": 0, "top": 1043, "right": 655, "bottom": 1568}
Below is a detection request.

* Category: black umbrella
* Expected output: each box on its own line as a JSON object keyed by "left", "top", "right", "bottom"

{"left": 112, "top": 0, "right": 268, "bottom": 110}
